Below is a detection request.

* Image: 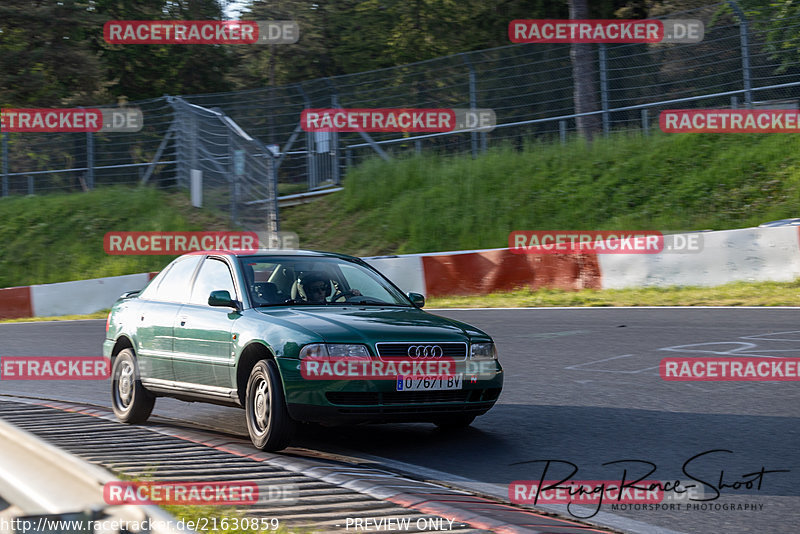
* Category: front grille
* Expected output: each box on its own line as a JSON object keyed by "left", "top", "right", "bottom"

{"left": 326, "top": 388, "right": 501, "bottom": 406}
{"left": 375, "top": 342, "right": 467, "bottom": 361}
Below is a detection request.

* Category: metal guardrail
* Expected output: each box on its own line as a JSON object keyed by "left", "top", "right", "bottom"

{"left": 277, "top": 187, "right": 343, "bottom": 208}
{"left": 0, "top": 418, "right": 195, "bottom": 534}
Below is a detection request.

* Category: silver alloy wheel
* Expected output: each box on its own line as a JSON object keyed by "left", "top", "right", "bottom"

{"left": 252, "top": 377, "right": 270, "bottom": 433}
{"left": 116, "top": 360, "right": 134, "bottom": 409}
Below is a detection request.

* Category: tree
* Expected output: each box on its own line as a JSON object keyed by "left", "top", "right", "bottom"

{"left": 568, "top": 0, "right": 602, "bottom": 142}
{"left": 0, "top": 0, "right": 105, "bottom": 107}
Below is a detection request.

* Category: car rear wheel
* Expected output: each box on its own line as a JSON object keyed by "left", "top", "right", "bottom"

{"left": 111, "top": 348, "right": 155, "bottom": 423}
{"left": 434, "top": 414, "right": 476, "bottom": 430}
{"left": 245, "top": 360, "right": 296, "bottom": 451}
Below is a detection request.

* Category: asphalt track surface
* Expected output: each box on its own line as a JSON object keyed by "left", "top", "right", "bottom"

{"left": 1, "top": 308, "right": 799, "bottom": 533}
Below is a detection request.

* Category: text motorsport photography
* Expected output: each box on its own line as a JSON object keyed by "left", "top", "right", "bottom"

{"left": 508, "top": 449, "right": 787, "bottom": 519}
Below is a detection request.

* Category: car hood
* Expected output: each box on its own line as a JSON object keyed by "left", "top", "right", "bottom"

{"left": 254, "top": 306, "right": 488, "bottom": 343}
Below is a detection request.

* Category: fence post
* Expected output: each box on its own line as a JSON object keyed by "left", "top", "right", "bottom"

{"left": 598, "top": 44, "right": 610, "bottom": 136}
{"left": 641, "top": 109, "right": 649, "bottom": 136}
{"left": 728, "top": 1, "right": 752, "bottom": 108}
{"left": 559, "top": 120, "right": 567, "bottom": 144}
{"left": 86, "top": 132, "right": 94, "bottom": 190}
{"left": 329, "top": 81, "right": 341, "bottom": 186}
{"left": 270, "top": 152, "right": 280, "bottom": 232}
{"left": 731, "top": 96, "right": 739, "bottom": 109}
{"left": 229, "top": 130, "right": 237, "bottom": 225}
{"left": 2, "top": 132, "right": 8, "bottom": 197}
{"left": 461, "top": 53, "right": 479, "bottom": 158}
{"left": 27, "top": 175, "right": 33, "bottom": 195}
{"left": 297, "top": 84, "right": 315, "bottom": 191}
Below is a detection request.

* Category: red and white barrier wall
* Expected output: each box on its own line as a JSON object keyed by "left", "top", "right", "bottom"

{"left": 2, "top": 227, "right": 800, "bottom": 319}
{"left": 0, "top": 273, "right": 157, "bottom": 320}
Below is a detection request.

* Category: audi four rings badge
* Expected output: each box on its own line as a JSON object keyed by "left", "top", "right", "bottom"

{"left": 407, "top": 345, "right": 443, "bottom": 358}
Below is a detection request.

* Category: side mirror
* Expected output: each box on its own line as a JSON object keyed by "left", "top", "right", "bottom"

{"left": 208, "top": 290, "right": 238, "bottom": 309}
{"left": 407, "top": 292, "right": 425, "bottom": 308}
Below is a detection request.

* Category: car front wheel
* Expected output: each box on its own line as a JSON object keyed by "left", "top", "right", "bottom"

{"left": 245, "top": 360, "right": 296, "bottom": 451}
{"left": 111, "top": 348, "right": 155, "bottom": 423}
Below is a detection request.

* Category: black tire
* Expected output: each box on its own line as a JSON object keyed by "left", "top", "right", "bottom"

{"left": 111, "top": 348, "right": 155, "bottom": 424}
{"left": 245, "top": 360, "right": 296, "bottom": 451}
{"left": 434, "top": 414, "right": 476, "bottom": 430}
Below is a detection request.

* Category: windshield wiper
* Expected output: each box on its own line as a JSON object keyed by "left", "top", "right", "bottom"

{"left": 338, "top": 300, "right": 408, "bottom": 307}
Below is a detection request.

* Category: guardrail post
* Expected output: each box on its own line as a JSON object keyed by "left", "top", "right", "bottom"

{"left": 559, "top": 120, "right": 567, "bottom": 144}
{"left": 598, "top": 44, "right": 610, "bottom": 136}
{"left": 728, "top": 1, "right": 752, "bottom": 108}
{"left": 86, "top": 131, "right": 94, "bottom": 190}
{"left": 2, "top": 132, "right": 8, "bottom": 197}
{"left": 461, "top": 53, "right": 479, "bottom": 158}
{"left": 641, "top": 109, "right": 649, "bottom": 136}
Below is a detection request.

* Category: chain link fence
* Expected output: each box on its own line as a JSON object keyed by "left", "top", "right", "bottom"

{"left": 2, "top": 1, "right": 799, "bottom": 230}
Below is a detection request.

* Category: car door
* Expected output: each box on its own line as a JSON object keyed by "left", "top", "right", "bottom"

{"left": 135, "top": 255, "right": 202, "bottom": 382}
{"left": 172, "top": 256, "right": 240, "bottom": 388}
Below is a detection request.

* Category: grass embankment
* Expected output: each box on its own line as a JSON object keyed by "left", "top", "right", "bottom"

{"left": 0, "top": 186, "right": 232, "bottom": 288}
{"left": 282, "top": 132, "right": 800, "bottom": 256}
{"left": 3, "top": 131, "right": 800, "bottom": 311}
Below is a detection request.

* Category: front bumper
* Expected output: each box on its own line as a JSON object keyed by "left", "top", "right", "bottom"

{"left": 277, "top": 357, "right": 503, "bottom": 424}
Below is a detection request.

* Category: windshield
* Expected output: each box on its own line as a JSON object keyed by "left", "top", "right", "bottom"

{"left": 239, "top": 256, "right": 411, "bottom": 307}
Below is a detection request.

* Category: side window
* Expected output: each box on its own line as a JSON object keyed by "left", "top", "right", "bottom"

{"left": 190, "top": 258, "right": 236, "bottom": 305}
{"left": 152, "top": 256, "right": 202, "bottom": 303}
{"left": 138, "top": 266, "right": 171, "bottom": 300}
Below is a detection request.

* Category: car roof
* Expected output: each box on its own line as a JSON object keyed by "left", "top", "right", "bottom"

{"left": 185, "top": 249, "right": 358, "bottom": 261}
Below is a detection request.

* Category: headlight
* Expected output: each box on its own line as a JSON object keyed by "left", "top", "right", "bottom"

{"left": 470, "top": 342, "right": 497, "bottom": 360}
{"left": 299, "top": 343, "right": 370, "bottom": 359}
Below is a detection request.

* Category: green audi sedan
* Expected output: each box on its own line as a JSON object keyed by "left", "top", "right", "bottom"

{"left": 104, "top": 250, "right": 503, "bottom": 451}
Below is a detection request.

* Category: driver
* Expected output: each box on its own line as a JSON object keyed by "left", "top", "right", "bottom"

{"left": 300, "top": 272, "right": 361, "bottom": 304}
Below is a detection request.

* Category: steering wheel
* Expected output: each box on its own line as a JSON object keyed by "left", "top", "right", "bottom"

{"left": 330, "top": 289, "right": 351, "bottom": 302}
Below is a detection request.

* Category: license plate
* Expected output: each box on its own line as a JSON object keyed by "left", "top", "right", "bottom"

{"left": 396, "top": 375, "right": 462, "bottom": 391}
